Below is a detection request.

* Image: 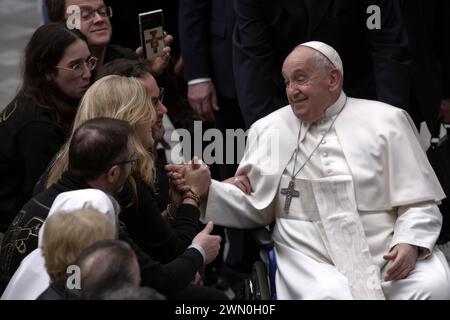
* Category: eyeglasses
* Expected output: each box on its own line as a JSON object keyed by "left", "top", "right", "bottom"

{"left": 80, "top": 6, "right": 113, "bottom": 21}
{"left": 56, "top": 56, "right": 98, "bottom": 76}
{"left": 158, "top": 87, "right": 165, "bottom": 103}
{"left": 151, "top": 87, "right": 165, "bottom": 107}
{"left": 116, "top": 153, "right": 138, "bottom": 168}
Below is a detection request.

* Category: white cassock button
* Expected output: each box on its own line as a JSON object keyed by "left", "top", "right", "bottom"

{"left": 327, "top": 169, "right": 333, "bottom": 175}
{"left": 323, "top": 153, "right": 328, "bottom": 158}
{"left": 322, "top": 140, "right": 327, "bottom": 144}
{"left": 321, "top": 131, "right": 327, "bottom": 135}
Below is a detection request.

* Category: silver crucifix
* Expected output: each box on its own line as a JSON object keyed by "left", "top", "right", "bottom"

{"left": 280, "top": 180, "right": 299, "bottom": 213}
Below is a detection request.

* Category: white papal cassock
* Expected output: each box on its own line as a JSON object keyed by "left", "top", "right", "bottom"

{"left": 201, "top": 92, "right": 450, "bottom": 300}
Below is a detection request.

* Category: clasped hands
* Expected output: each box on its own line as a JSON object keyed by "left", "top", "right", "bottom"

{"left": 165, "top": 157, "right": 253, "bottom": 207}
{"left": 165, "top": 157, "right": 211, "bottom": 206}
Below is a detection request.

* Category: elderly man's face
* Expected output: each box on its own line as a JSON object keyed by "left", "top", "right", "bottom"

{"left": 65, "top": 0, "right": 112, "bottom": 47}
{"left": 282, "top": 47, "right": 338, "bottom": 123}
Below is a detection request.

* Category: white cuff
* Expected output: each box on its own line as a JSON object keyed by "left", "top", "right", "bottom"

{"left": 188, "top": 78, "right": 212, "bottom": 85}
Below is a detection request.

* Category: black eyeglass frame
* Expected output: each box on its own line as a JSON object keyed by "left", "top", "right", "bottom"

{"left": 108, "top": 151, "right": 138, "bottom": 171}
{"left": 80, "top": 6, "right": 113, "bottom": 21}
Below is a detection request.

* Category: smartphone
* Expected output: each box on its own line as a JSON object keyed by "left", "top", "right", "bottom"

{"left": 138, "top": 9, "right": 164, "bottom": 61}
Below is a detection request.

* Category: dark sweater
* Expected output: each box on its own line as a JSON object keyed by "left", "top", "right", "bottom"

{"left": 0, "top": 96, "right": 65, "bottom": 232}
{"left": 37, "top": 284, "right": 66, "bottom": 300}
{"left": 119, "top": 175, "right": 201, "bottom": 264}
{"left": 104, "top": 44, "right": 138, "bottom": 64}
{"left": 0, "top": 171, "right": 203, "bottom": 296}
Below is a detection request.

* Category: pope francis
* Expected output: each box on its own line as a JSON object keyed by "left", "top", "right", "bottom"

{"left": 174, "top": 41, "right": 450, "bottom": 299}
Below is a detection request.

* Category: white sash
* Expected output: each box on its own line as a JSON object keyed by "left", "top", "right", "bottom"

{"left": 276, "top": 175, "right": 385, "bottom": 299}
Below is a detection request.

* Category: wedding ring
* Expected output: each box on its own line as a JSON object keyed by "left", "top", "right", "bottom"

{"left": 235, "top": 178, "right": 239, "bottom": 182}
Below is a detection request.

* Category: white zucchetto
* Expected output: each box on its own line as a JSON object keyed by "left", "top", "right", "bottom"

{"left": 299, "top": 41, "right": 344, "bottom": 75}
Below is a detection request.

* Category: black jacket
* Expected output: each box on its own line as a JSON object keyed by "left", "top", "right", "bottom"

{"left": 232, "top": 0, "right": 411, "bottom": 128}
{"left": 0, "top": 171, "right": 203, "bottom": 296}
{"left": 104, "top": 44, "right": 138, "bottom": 64}
{"left": 0, "top": 96, "right": 65, "bottom": 232}
{"left": 400, "top": 0, "right": 450, "bottom": 135}
{"left": 37, "top": 284, "right": 66, "bottom": 300}
{"left": 179, "top": 0, "right": 237, "bottom": 98}
{"left": 118, "top": 173, "right": 202, "bottom": 264}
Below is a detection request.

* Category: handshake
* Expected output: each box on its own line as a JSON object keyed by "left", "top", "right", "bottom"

{"left": 165, "top": 158, "right": 220, "bottom": 267}
{"left": 165, "top": 156, "right": 212, "bottom": 205}
{"left": 164, "top": 157, "right": 252, "bottom": 267}
{"left": 165, "top": 156, "right": 253, "bottom": 205}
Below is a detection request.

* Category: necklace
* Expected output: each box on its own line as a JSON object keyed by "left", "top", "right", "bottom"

{"left": 281, "top": 98, "right": 347, "bottom": 213}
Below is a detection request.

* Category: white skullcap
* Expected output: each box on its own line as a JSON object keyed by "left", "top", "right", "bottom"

{"left": 299, "top": 41, "right": 344, "bottom": 75}
{"left": 38, "top": 189, "right": 120, "bottom": 247}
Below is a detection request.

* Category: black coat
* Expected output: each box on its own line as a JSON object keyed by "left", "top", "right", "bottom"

{"left": 179, "top": 0, "right": 237, "bottom": 98}
{"left": 118, "top": 174, "right": 201, "bottom": 264}
{"left": 0, "top": 96, "right": 65, "bottom": 232}
{"left": 179, "top": 0, "right": 247, "bottom": 180}
{"left": 0, "top": 171, "right": 203, "bottom": 296}
{"left": 37, "top": 284, "right": 66, "bottom": 300}
{"left": 104, "top": 44, "right": 138, "bottom": 64}
{"left": 400, "top": 0, "right": 450, "bottom": 135}
{"left": 233, "top": 0, "right": 411, "bottom": 128}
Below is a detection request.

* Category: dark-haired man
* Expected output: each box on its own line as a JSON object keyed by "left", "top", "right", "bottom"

{"left": 1, "top": 117, "right": 225, "bottom": 300}
{"left": 0, "top": 117, "right": 136, "bottom": 281}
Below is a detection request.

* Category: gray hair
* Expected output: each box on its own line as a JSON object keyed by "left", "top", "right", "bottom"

{"left": 295, "top": 45, "right": 344, "bottom": 85}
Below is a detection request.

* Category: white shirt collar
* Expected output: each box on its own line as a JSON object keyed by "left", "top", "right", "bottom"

{"left": 299, "top": 91, "right": 347, "bottom": 142}
{"left": 324, "top": 91, "right": 347, "bottom": 119}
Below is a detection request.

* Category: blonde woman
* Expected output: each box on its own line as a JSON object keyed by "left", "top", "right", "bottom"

{"left": 40, "top": 208, "right": 116, "bottom": 300}
{"left": 48, "top": 75, "right": 211, "bottom": 264}
{"left": 47, "top": 75, "right": 156, "bottom": 189}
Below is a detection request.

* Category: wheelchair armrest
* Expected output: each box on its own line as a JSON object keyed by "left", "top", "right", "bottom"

{"left": 250, "top": 227, "right": 274, "bottom": 250}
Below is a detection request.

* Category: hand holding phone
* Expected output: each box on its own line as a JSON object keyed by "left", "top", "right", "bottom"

{"left": 138, "top": 9, "right": 164, "bottom": 61}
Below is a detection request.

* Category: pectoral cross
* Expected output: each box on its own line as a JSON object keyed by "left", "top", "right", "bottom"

{"left": 146, "top": 30, "right": 163, "bottom": 54}
{"left": 280, "top": 180, "right": 299, "bottom": 214}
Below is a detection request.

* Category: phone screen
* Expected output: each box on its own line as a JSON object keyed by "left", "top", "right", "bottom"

{"left": 138, "top": 9, "right": 164, "bottom": 60}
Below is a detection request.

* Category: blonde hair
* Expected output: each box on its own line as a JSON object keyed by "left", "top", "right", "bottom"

{"left": 42, "top": 209, "right": 116, "bottom": 289}
{"left": 46, "top": 75, "right": 156, "bottom": 189}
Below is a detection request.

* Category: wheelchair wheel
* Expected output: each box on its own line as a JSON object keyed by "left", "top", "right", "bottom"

{"left": 253, "top": 261, "right": 271, "bottom": 300}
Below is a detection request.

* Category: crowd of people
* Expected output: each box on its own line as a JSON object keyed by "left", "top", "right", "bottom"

{"left": 0, "top": 0, "right": 449, "bottom": 300}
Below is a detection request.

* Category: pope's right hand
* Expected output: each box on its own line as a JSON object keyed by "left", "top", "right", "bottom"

{"left": 223, "top": 175, "right": 253, "bottom": 194}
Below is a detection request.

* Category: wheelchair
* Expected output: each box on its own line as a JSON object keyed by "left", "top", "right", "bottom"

{"left": 244, "top": 228, "right": 277, "bottom": 300}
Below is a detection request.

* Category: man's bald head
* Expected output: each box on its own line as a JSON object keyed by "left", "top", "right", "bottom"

{"left": 69, "top": 117, "right": 133, "bottom": 179}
